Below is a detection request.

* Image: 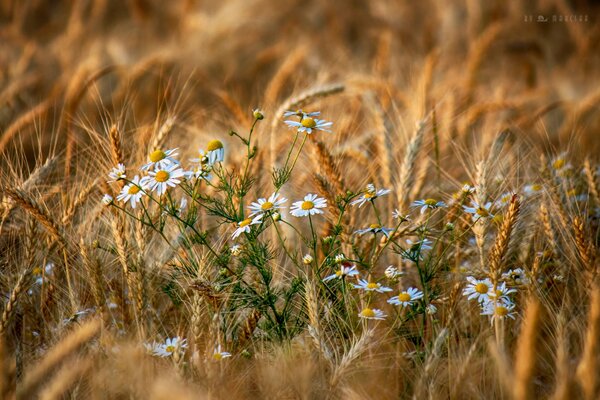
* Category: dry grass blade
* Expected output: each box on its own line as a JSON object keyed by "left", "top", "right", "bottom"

{"left": 576, "top": 287, "right": 600, "bottom": 400}
{"left": 513, "top": 298, "right": 541, "bottom": 400}
{"left": 19, "top": 319, "right": 101, "bottom": 399}
{"left": 39, "top": 356, "right": 92, "bottom": 400}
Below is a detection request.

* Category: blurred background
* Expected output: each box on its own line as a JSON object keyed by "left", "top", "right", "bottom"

{"left": 0, "top": 0, "right": 599, "bottom": 173}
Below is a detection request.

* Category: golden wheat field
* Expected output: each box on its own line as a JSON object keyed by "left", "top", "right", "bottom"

{"left": 1, "top": 0, "right": 600, "bottom": 399}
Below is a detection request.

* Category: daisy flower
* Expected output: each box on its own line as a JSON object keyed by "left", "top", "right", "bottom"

{"left": 353, "top": 278, "right": 392, "bottom": 293}
{"left": 551, "top": 153, "right": 570, "bottom": 171}
{"left": 102, "top": 194, "right": 113, "bottom": 206}
{"left": 154, "top": 337, "right": 188, "bottom": 357}
{"left": 392, "top": 209, "right": 410, "bottom": 222}
{"left": 142, "top": 148, "right": 179, "bottom": 171}
{"left": 284, "top": 115, "right": 332, "bottom": 134}
{"left": 144, "top": 341, "right": 162, "bottom": 356}
{"left": 481, "top": 301, "right": 516, "bottom": 325}
{"left": 206, "top": 140, "right": 225, "bottom": 164}
{"left": 212, "top": 344, "right": 232, "bottom": 361}
{"left": 463, "top": 277, "right": 493, "bottom": 303}
{"left": 117, "top": 175, "right": 147, "bottom": 208}
{"left": 355, "top": 223, "right": 393, "bottom": 237}
{"left": 230, "top": 245, "right": 242, "bottom": 256}
{"left": 501, "top": 268, "right": 530, "bottom": 285}
{"left": 283, "top": 110, "right": 321, "bottom": 119}
{"left": 495, "top": 192, "right": 513, "bottom": 208}
{"left": 107, "top": 163, "right": 126, "bottom": 182}
{"left": 411, "top": 198, "right": 446, "bottom": 214}
{"left": 387, "top": 287, "right": 424, "bottom": 307}
{"left": 384, "top": 265, "right": 403, "bottom": 280}
{"left": 358, "top": 307, "right": 386, "bottom": 320}
{"left": 302, "top": 254, "right": 314, "bottom": 264}
{"left": 523, "top": 184, "right": 543, "bottom": 196}
{"left": 350, "top": 184, "right": 391, "bottom": 207}
{"left": 248, "top": 192, "right": 287, "bottom": 217}
{"left": 290, "top": 194, "right": 327, "bottom": 217}
{"left": 231, "top": 214, "right": 263, "bottom": 240}
{"left": 323, "top": 262, "right": 360, "bottom": 282}
{"left": 145, "top": 164, "right": 185, "bottom": 196}
{"left": 489, "top": 282, "right": 517, "bottom": 304}
{"left": 463, "top": 201, "right": 494, "bottom": 221}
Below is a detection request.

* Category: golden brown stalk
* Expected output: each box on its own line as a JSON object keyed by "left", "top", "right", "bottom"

{"left": 330, "top": 328, "right": 373, "bottom": 387}
{"left": 39, "top": 356, "right": 92, "bottom": 400}
{"left": 2, "top": 188, "right": 63, "bottom": 242}
{"left": 489, "top": 195, "right": 520, "bottom": 281}
{"left": 80, "top": 240, "right": 105, "bottom": 310}
{"left": 312, "top": 139, "right": 345, "bottom": 196}
{"left": 551, "top": 314, "right": 575, "bottom": 400}
{"left": 396, "top": 120, "right": 427, "bottom": 209}
{"left": 0, "top": 336, "right": 15, "bottom": 400}
{"left": 263, "top": 46, "right": 307, "bottom": 106}
{"left": 18, "top": 319, "right": 101, "bottom": 399}
{"left": 111, "top": 214, "right": 135, "bottom": 325}
{"left": 239, "top": 309, "right": 261, "bottom": 346}
{"left": 513, "top": 298, "right": 541, "bottom": 400}
{"left": 465, "top": 22, "right": 503, "bottom": 99}
{"left": 62, "top": 179, "right": 99, "bottom": 225}
{"left": 0, "top": 269, "right": 32, "bottom": 335}
{"left": 576, "top": 287, "right": 600, "bottom": 400}
{"left": 573, "top": 216, "right": 595, "bottom": 277}
{"left": 150, "top": 116, "right": 176, "bottom": 152}
{"left": 583, "top": 159, "right": 600, "bottom": 207}
{"left": 0, "top": 98, "right": 53, "bottom": 153}
{"left": 108, "top": 124, "right": 124, "bottom": 167}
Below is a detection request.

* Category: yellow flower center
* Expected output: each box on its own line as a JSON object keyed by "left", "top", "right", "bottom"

{"left": 301, "top": 201, "right": 314, "bottom": 210}
{"left": 495, "top": 306, "right": 509, "bottom": 317}
{"left": 566, "top": 189, "right": 577, "bottom": 197}
{"left": 475, "top": 283, "right": 489, "bottom": 294}
{"left": 261, "top": 201, "right": 274, "bottom": 210}
{"left": 149, "top": 150, "right": 166, "bottom": 163}
{"left": 398, "top": 293, "right": 412, "bottom": 302}
{"left": 494, "top": 289, "right": 503, "bottom": 297}
{"left": 301, "top": 117, "right": 317, "bottom": 128}
{"left": 165, "top": 345, "right": 175, "bottom": 353}
{"left": 492, "top": 215, "right": 503, "bottom": 224}
{"left": 239, "top": 218, "right": 252, "bottom": 227}
{"left": 128, "top": 185, "right": 140, "bottom": 194}
{"left": 32, "top": 267, "right": 42, "bottom": 275}
{"left": 155, "top": 171, "right": 170, "bottom": 183}
{"left": 207, "top": 140, "right": 224, "bottom": 151}
{"left": 366, "top": 282, "right": 378, "bottom": 289}
{"left": 335, "top": 270, "right": 342, "bottom": 276}
{"left": 360, "top": 308, "right": 375, "bottom": 318}
{"left": 476, "top": 207, "right": 489, "bottom": 217}
{"left": 552, "top": 159, "right": 565, "bottom": 169}
{"left": 531, "top": 184, "right": 542, "bottom": 191}
{"left": 369, "top": 224, "right": 381, "bottom": 229}
{"left": 364, "top": 192, "right": 375, "bottom": 199}
{"left": 213, "top": 353, "right": 223, "bottom": 360}
{"left": 424, "top": 198, "right": 438, "bottom": 206}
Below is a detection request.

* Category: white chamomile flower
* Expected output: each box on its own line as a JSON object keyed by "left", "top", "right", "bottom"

{"left": 358, "top": 307, "right": 386, "bottom": 320}
{"left": 355, "top": 223, "right": 394, "bottom": 237}
{"left": 489, "top": 282, "right": 517, "bottom": 303}
{"left": 384, "top": 265, "right": 403, "bottom": 280}
{"left": 495, "top": 192, "right": 513, "bottom": 208}
{"left": 392, "top": 209, "right": 410, "bottom": 222}
{"left": 523, "top": 184, "right": 543, "bottom": 196}
{"left": 411, "top": 198, "right": 446, "bottom": 214}
{"left": 107, "top": 163, "right": 126, "bottom": 182}
{"left": 230, "top": 245, "right": 242, "bottom": 256}
{"left": 350, "top": 184, "right": 391, "bottom": 207}
{"left": 302, "top": 254, "right": 314, "bottom": 264}
{"left": 481, "top": 301, "right": 516, "bottom": 325}
{"left": 154, "top": 337, "right": 188, "bottom": 357}
{"left": 406, "top": 238, "right": 433, "bottom": 252}
{"left": 190, "top": 148, "right": 209, "bottom": 165}
{"left": 185, "top": 164, "right": 212, "bottom": 181}
{"left": 334, "top": 253, "right": 346, "bottom": 263}
{"left": 283, "top": 110, "right": 321, "bottom": 118}
{"left": 212, "top": 344, "right": 232, "bottom": 361}
{"left": 323, "top": 262, "right": 359, "bottom": 282}
{"left": 206, "top": 140, "right": 225, "bottom": 164}
{"left": 145, "top": 164, "right": 185, "bottom": 196}
{"left": 463, "top": 201, "right": 494, "bottom": 221}
{"left": 142, "top": 148, "right": 179, "bottom": 171}
{"left": 463, "top": 277, "right": 493, "bottom": 303}
{"left": 102, "top": 194, "right": 113, "bottom": 206}
{"left": 353, "top": 278, "right": 392, "bottom": 293}
{"left": 461, "top": 184, "right": 475, "bottom": 194}
{"left": 551, "top": 153, "right": 570, "bottom": 171}
{"left": 502, "top": 268, "right": 530, "bottom": 285}
{"left": 144, "top": 341, "right": 162, "bottom": 356}
{"left": 290, "top": 194, "right": 327, "bottom": 217}
{"left": 248, "top": 192, "right": 287, "bottom": 217}
{"left": 231, "top": 215, "right": 263, "bottom": 240}
{"left": 387, "top": 287, "right": 424, "bottom": 307}
{"left": 117, "top": 175, "right": 147, "bottom": 208}
{"left": 284, "top": 114, "right": 332, "bottom": 134}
